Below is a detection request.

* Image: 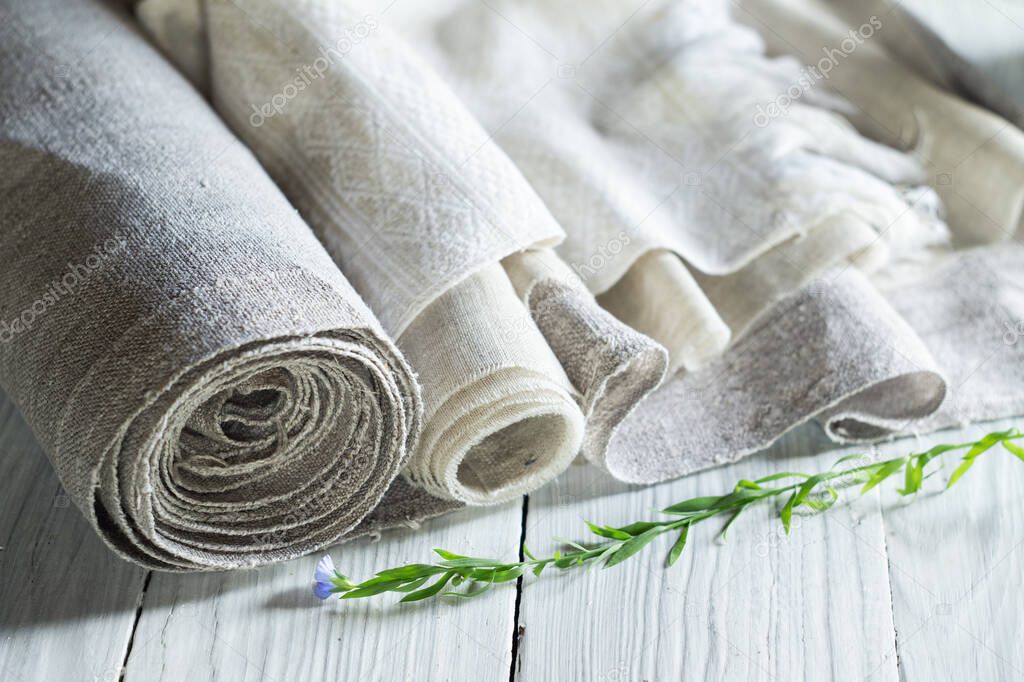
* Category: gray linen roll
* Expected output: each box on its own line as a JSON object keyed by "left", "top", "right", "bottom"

{"left": 0, "top": 0, "right": 420, "bottom": 570}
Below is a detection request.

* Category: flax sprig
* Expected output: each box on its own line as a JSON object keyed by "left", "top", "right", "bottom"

{"left": 312, "top": 428, "right": 1024, "bottom": 604}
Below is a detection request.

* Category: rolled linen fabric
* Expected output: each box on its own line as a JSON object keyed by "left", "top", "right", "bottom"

{"left": 597, "top": 250, "right": 731, "bottom": 373}
{"left": 377, "top": 0, "right": 951, "bottom": 395}
{"left": 380, "top": 0, "right": 955, "bottom": 441}
{"left": 133, "top": 0, "right": 984, "bottom": 484}
{"left": 191, "top": 0, "right": 590, "bottom": 504}
{"left": 0, "top": 0, "right": 420, "bottom": 570}
{"left": 140, "top": 0, "right": 676, "bottom": 496}
{"left": 502, "top": 249, "right": 668, "bottom": 465}
{"left": 397, "top": 262, "right": 584, "bottom": 504}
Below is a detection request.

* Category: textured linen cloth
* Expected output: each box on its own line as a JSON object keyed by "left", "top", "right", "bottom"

{"left": 378, "top": 0, "right": 1024, "bottom": 477}
{"left": 166, "top": 0, "right": 672, "bottom": 505}
{"left": 0, "top": 0, "right": 432, "bottom": 570}
{"left": 136, "top": 0, "right": 1024, "bottom": 479}
{"left": 4, "top": 0, "right": 1024, "bottom": 571}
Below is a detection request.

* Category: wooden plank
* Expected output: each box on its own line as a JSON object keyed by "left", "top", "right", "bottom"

{"left": 0, "top": 391, "right": 148, "bottom": 682}
{"left": 516, "top": 425, "right": 900, "bottom": 681}
{"left": 122, "top": 502, "right": 523, "bottom": 681}
{"left": 879, "top": 417, "right": 1024, "bottom": 681}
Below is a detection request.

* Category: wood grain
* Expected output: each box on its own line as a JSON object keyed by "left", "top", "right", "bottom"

{"left": 516, "top": 426, "right": 901, "bottom": 681}
{"left": 121, "top": 503, "right": 523, "bottom": 682}
{"left": 877, "top": 417, "right": 1024, "bottom": 681}
{"left": 0, "top": 393, "right": 148, "bottom": 682}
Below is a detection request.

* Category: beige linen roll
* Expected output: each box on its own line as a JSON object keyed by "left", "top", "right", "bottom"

{"left": 0, "top": 0, "right": 419, "bottom": 570}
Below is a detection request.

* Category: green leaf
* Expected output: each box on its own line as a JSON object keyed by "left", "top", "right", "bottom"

{"left": 667, "top": 525, "right": 689, "bottom": 566}
{"left": 468, "top": 566, "right": 524, "bottom": 583}
{"left": 898, "top": 458, "right": 923, "bottom": 495}
{"left": 946, "top": 458, "right": 975, "bottom": 488}
{"left": 442, "top": 582, "right": 493, "bottom": 600}
{"left": 833, "top": 453, "right": 870, "bottom": 467}
{"left": 605, "top": 527, "right": 662, "bottom": 567}
{"left": 617, "top": 521, "right": 662, "bottom": 535}
{"left": 554, "top": 553, "right": 581, "bottom": 569}
{"left": 341, "top": 579, "right": 411, "bottom": 598}
{"left": 554, "top": 537, "right": 590, "bottom": 553}
{"left": 754, "top": 471, "right": 808, "bottom": 484}
{"left": 780, "top": 492, "right": 797, "bottom": 534}
{"left": 1003, "top": 438, "right": 1024, "bottom": 462}
{"left": 946, "top": 431, "right": 1006, "bottom": 488}
{"left": 438, "top": 557, "right": 504, "bottom": 569}
{"left": 803, "top": 485, "right": 839, "bottom": 511}
{"left": 585, "top": 521, "right": 631, "bottom": 540}
{"left": 400, "top": 572, "right": 455, "bottom": 602}
{"left": 522, "top": 544, "right": 537, "bottom": 561}
{"left": 662, "top": 496, "right": 721, "bottom": 514}
{"left": 719, "top": 507, "right": 744, "bottom": 539}
{"left": 597, "top": 543, "right": 620, "bottom": 564}
{"left": 372, "top": 564, "right": 446, "bottom": 581}
{"left": 806, "top": 486, "right": 839, "bottom": 511}
{"left": 792, "top": 475, "right": 824, "bottom": 507}
{"left": 860, "top": 458, "right": 906, "bottom": 494}
{"left": 392, "top": 576, "right": 431, "bottom": 593}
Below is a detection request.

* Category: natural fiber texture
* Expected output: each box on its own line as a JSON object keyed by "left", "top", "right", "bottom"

{"left": 128, "top": 0, "right": 1024, "bottom": 484}
{"left": 396, "top": 262, "right": 584, "bottom": 504}
{"left": 3, "top": 0, "right": 1023, "bottom": 571}
{"left": 372, "top": 0, "right": 986, "bottom": 470}
{"left": 190, "top": 0, "right": 601, "bottom": 505}
{"left": 503, "top": 249, "right": 668, "bottom": 466}
{"left": 0, "top": 0, "right": 421, "bottom": 570}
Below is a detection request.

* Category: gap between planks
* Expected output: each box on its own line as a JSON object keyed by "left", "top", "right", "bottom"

{"left": 119, "top": 572, "right": 153, "bottom": 682}
{"left": 507, "top": 496, "right": 530, "bottom": 682}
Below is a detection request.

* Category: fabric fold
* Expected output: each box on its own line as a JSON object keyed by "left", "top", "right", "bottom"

{"left": 0, "top": 0, "right": 419, "bottom": 570}
{"left": 734, "top": 0, "right": 1024, "bottom": 246}
{"left": 191, "top": 0, "right": 595, "bottom": 504}
{"left": 14, "top": 0, "right": 1022, "bottom": 571}
{"left": 503, "top": 249, "right": 669, "bottom": 465}
{"left": 605, "top": 269, "right": 946, "bottom": 482}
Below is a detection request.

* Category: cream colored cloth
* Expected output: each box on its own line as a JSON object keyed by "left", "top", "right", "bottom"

{"left": 196, "top": 0, "right": 597, "bottom": 504}
{"left": 6, "top": 0, "right": 1023, "bottom": 573}
{"left": 735, "top": 0, "right": 1024, "bottom": 247}
{"left": 135, "top": 0, "right": 1024, "bottom": 477}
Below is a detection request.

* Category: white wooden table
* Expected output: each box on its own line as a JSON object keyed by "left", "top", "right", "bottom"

{"left": 2, "top": 379, "right": 1024, "bottom": 681}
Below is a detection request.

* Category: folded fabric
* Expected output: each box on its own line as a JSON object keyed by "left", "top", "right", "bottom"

{"left": 373, "top": 0, "right": 978, "bottom": 465}
{"left": 6, "top": 0, "right": 1021, "bottom": 573}
{"left": 136, "top": 0, "right": 1023, "bottom": 474}
{"left": 736, "top": 0, "right": 1024, "bottom": 246}
{"left": 0, "top": 0, "right": 423, "bottom": 570}
{"left": 187, "top": 0, "right": 603, "bottom": 505}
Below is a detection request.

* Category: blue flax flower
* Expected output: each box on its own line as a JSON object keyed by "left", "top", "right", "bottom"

{"left": 312, "top": 555, "right": 345, "bottom": 600}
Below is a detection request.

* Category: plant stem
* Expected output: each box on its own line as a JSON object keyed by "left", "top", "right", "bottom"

{"left": 317, "top": 428, "right": 1024, "bottom": 603}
